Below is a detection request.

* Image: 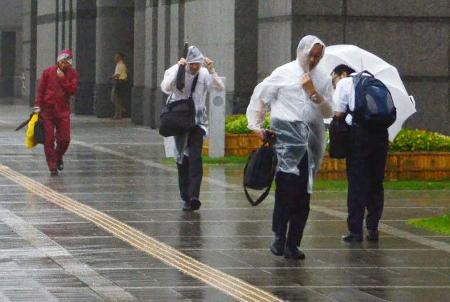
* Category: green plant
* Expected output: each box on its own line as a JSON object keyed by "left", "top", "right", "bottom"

{"left": 390, "top": 129, "right": 450, "bottom": 152}
{"left": 225, "top": 114, "right": 269, "bottom": 134}
{"left": 224, "top": 115, "right": 450, "bottom": 152}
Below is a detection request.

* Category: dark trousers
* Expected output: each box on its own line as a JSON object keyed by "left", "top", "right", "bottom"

{"left": 346, "top": 125, "right": 389, "bottom": 234}
{"left": 112, "top": 82, "right": 127, "bottom": 118}
{"left": 177, "top": 127, "right": 204, "bottom": 201}
{"left": 273, "top": 152, "right": 310, "bottom": 247}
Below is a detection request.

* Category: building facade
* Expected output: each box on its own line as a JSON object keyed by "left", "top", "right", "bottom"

{"left": 0, "top": 0, "right": 23, "bottom": 102}
{"left": 13, "top": 0, "right": 450, "bottom": 134}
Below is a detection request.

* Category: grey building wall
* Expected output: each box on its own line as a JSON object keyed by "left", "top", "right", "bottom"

{"left": 18, "top": 0, "right": 450, "bottom": 135}
{"left": 0, "top": 0, "right": 23, "bottom": 102}
{"left": 139, "top": 0, "right": 258, "bottom": 128}
{"left": 258, "top": 0, "right": 449, "bottom": 134}
{"left": 94, "top": 0, "right": 134, "bottom": 118}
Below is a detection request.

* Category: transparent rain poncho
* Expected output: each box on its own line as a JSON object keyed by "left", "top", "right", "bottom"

{"left": 246, "top": 35, "right": 334, "bottom": 193}
{"left": 186, "top": 46, "right": 204, "bottom": 64}
{"left": 161, "top": 46, "right": 224, "bottom": 164}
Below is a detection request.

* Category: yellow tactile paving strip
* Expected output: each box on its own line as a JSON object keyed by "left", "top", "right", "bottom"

{"left": 0, "top": 165, "right": 283, "bottom": 302}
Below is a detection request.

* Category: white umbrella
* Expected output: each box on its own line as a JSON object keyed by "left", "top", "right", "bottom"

{"left": 318, "top": 44, "right": 416, "bottom": 141}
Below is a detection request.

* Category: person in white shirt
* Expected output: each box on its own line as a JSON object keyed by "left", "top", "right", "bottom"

{"left": 111, "top": 52, "right": 128, "bottom": 119}
{"left": 331, "top": 64, "right": 389, "bottom": 243}
{"left": 246, "top": 35, "right": 334, "bottom": 260}
{"left": 161, "top": 46, "right": 224, "bottom": 211}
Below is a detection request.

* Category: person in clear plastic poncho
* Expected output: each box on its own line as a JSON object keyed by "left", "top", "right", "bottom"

{"left": 246, "top": 35, "right": 334, "bottom": 260}
{"left": 161, "top": 46, "right": 224, "bottom": 212}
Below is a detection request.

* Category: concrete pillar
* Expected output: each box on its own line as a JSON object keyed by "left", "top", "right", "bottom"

{"left": 143, "top": 0, "right": 171, "bottom": 129}
{"left": 143, "top": 0, "right": 157, "bottom": 127}
{"left": 74, "top": 0, "right": 97, "bottom": 115}
{"left": 94, "top": 0, "right": 134, "bottom": 118}
{"left": 131, "top": 0, "right": 146, "bottom": 124}
{"left": 233, "top": 0, "right": 258, "bottom": 113}
{"left": 153, "top": 0, "right": 170, "bottom": 128}
{"left": 22, "top": 0, "right": 37, "bottom": 106}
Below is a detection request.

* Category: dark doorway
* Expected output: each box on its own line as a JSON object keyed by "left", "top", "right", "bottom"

{"left": 0, "top": 31, "right": 16, "bottom": 97}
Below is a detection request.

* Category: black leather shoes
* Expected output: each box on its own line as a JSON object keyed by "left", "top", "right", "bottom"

{"left": 284, "top": 245, "right": 305, "bottom": 260}
{"left": 342, "top": 233, "right": 363, "bottom": 243}
{"left": 182, "top": 199, "right": 202, "bottom": 211}
{"left": 57, "top": 160, "right": 64, "bottom": 171}
{"left": 190, "top": 198, "right": 201, "bottom": 211}
{"left": 366, "top": 230, "right": 379, "bottom": 242}
{"left": 270, "top": 236, "right": 286, "bottom": 256}
{"left": 50, "top": 170, "right": 58, "bottom": 176}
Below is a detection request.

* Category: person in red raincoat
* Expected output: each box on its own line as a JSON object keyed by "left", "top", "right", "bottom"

{"left": 34, "top": 49, "right": 79, "bottom": 176}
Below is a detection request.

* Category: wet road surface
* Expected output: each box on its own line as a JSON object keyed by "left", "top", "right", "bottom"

{"left": 0, "top": 105, "right": 448, "bottom": 302}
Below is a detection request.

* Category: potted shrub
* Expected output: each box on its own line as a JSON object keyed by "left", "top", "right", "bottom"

{"left": 203, "top": 115, "right": 450, "bottom": 180}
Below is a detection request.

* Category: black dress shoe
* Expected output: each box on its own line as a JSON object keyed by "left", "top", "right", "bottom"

{"left": 366, "top": 230, "right": 379, "bottom": 242}
{"left": 342, "top": 233, "right": 363, "bottom": 243}
{"left": 190, "top": 198, "right": 202, "bottom": 211}
{"left": 270, "top": 236, "right": 286, "bottom": 256}
{"left": 50, "top": 170, "right": 58, "bottom": 176}
{"left": 284, "top": 245, "right": 305, "bottom": 260}
{"left": 57, "top": 160, "right": 64, "bottom": 171}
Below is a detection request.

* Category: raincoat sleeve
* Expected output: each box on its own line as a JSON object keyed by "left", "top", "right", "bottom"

{"left": 160, "top": 64, "right": 179, "bottom": 94}
{"left": 314, "top": 80, "right": 334, "bottom": 118}
{"left": 35, "top": 70, "right": 49, "bottom": 108}
{"left": 58, "top": 69, "right": 79, "bottom": 96}
{"left": 204, "top": 69, "right": 224, "bottom": 92}
{"left": 246, "top": 70, "right": 282, "bottom": 131}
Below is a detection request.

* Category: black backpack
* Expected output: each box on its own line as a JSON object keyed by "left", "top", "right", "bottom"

{"left": 243, "top": 138, "right": 277, "bottom": 206}
{"left": 352, "top": 71, "right": 397, "bottom": 129}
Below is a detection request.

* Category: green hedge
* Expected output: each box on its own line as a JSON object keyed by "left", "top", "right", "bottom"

{"left": 225, "top": 114, "right": 450, "bottom": 152}
{"left": 225, "top": 114, "right": 269, "bottom": 134}
{"left": 389, "top": 129, "right": 450, "bottom": 152}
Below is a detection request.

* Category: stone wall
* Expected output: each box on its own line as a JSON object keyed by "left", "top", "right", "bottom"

{"left": 19, "top": 0, "right": 449, "bottom": 134}
{"left": 258, "top": 0, "right": 449, "bottom": 134}
{"left": 0, "top": 0, "right": 23, "bottom": 102}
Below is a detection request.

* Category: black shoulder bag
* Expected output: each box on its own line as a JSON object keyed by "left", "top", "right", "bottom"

{"left": 159, "top": 74, "right": 199, "bottom": 137}
{"left": 329, "top": 115, "right": 349, "bottom": 159}
{"left": 34, "top": 114, "right": 45, "bottom": 145}
{"left": 243, "top": 136, "right": 277, "bottom": 206}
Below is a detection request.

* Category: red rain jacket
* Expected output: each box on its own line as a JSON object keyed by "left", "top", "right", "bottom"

{"left": 35, "top": 65, "right": 79, "bottom": 116}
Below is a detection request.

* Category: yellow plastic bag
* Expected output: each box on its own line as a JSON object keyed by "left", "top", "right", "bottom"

{"left": 26, "top": 113, "right": 39, "bottom": 149}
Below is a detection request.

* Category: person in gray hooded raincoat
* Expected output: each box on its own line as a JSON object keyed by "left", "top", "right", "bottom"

{"left": 246, "top": 35, "right": 334, "bottom": 259}
{"left": 161, "top": 46, "right": 224, "bottom": 211}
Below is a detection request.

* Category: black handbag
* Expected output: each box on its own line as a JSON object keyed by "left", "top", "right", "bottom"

{"left": 243, "top": 137, "right": 277, "bottom": 206}
{"left": 34, "top": 115, "right": 45, "bottom": 145}
{"left": 159, "top": 74, "right": 199, "bottom": 137}
{"left": 329, "top": 115, "right": 349, "bottom": 159}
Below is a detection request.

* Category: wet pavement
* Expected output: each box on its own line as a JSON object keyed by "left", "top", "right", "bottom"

{"left": 0, "top": 104, "right": 448, "bottom": 302}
